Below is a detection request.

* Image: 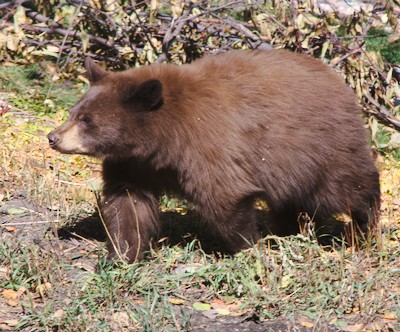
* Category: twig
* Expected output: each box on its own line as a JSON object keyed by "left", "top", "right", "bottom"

{"left": 25, "top": 10, "right": 115, "bottom": 49}
{"left": 0, "top": 1, "right": 13, "bottom": 10}
{"left": 129, "top": 7, "right": 159, "bottom": 57}
{"left": 66, "top": 230, "right": 98, "bottom": 248}
{"left": 176, "top": 0, "right": 248, "bottom": 25}
{"left": 1, "top": 220, "right": 60, "bottom": 226}
{"left": 364, "top": 92, "right": 400, "bottom": 130}
{"left": 329, "top": 47, "right": 362, "bottom": 67}
{"left": 55, "top": 179, "right": 87, "bottom": 187}
{"left": 223, "top": 15, "right": 272, "bottom": 50}
{"left": 253, "top": 2, "right": 286, "bottom": 33}
{"left": 155, "top": 4, "right": 195, "bottom": 63}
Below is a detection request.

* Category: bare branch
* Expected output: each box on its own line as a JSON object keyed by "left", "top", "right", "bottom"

{"left": 222, "top": 15, "right": 272, "bottom": 50}
{"left": 364, "top": 92, "right": 400, "bottom": 130}
{"left": 155, "top": 4, "right": 195, "bottom": 63}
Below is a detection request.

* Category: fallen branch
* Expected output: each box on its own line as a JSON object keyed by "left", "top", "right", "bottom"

{"left": 364, "top": 92, "right": 400, "bottom": 130}
{"left": 0, "top": 220, "right": 60, "bottom": 226}
{"left": 155, "top": 4, "right": 195, "bottom": 63}
{"left": 223, "top": 15, "right": 272, "bottom": 50}
{"left": 25, "top": 10, "right": 115, "bottom": 49}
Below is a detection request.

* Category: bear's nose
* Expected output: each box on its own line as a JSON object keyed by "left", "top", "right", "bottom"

{"left": 47, "top": 132, "right": 60, "bottom": 147}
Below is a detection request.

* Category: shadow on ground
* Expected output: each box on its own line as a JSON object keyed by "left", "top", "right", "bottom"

{"left": 57, "top": 208, "right": 351, "bottom": 257}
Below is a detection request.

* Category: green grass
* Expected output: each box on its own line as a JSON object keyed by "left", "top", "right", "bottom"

{"left": 366, "top": 28, "right": 400, "bottom": 64}
{"left": 0, "top": 64, "right": 82, "bottom": 116}
{"left": 1, "top": 233, "right": 399, "bottom": 331}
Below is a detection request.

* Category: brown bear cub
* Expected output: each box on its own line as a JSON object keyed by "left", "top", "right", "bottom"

{"left": 48, "top": 50, "right": 380, "bottom": 263}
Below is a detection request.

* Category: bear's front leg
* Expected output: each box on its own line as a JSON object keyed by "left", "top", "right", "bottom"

{"left": 102, "top": 190, "right": 160, "bottom": 263}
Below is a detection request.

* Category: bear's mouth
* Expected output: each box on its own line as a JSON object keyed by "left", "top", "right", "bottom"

{"left": 47, "top": 132, "right": 60, "bottom": 149}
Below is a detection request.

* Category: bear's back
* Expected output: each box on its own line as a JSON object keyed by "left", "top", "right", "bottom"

{"left": 188, "top": 50, "right": 357, "bottom": 119}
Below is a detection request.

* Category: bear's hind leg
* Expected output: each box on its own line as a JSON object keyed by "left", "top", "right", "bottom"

{"left": 102, "top": 190, "right": 160, "bottom": 263}
{"left": 267, "top": 207, "right": 301, "bottom": 236}
{"left": 349, "top": 201, "right": 380, "bottom": 237}
{"left": 209, "top": 196, "right": 261, "bottom": 254}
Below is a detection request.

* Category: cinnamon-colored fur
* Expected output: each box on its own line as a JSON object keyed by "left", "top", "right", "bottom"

{"left": 48, "top": 50, "right": 380, "bottom": 262}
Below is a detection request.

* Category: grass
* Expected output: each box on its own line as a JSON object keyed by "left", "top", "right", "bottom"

{"left": 0, "top": 63, "right": 399, "bottom": 331}
{"left": 1, "top": 234, "right": 399, "bottom": 330}
{"left": 365, "top": 28, "right": 400, "bottom": 64}
{"left": 0, "top": 64, "right": 83, "bottom": 117}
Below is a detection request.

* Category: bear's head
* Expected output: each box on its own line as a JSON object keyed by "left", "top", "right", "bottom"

{"left": 47, "top": 58, "right": 164, "bottom": 158}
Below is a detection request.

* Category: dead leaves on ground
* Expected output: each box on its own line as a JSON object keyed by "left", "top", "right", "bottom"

{"left": 167, "top": 297, "right": 249, "bottom": 319}
{"left": 1, "top": 286, "right": 26, "bottom": 307}
{"left": 0, "top": 281, "right": 56, "bottom": 329}
{"left": 0, "top": 104, "right": 102, "bottom": 216}
{"left": 190, "top": 299, "right": 246, "bottom": 319}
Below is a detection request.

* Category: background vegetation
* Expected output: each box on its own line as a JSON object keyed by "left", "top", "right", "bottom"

{"left": 0, "top": 0, "right": 399, "bottom": 331}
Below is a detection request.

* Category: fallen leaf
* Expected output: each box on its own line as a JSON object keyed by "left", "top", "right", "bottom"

{"left": 280, "top": 274, "right": 292, "bottom": 288}
{"left": 215, "top": 308, "right": 230, "bottom": 316}
{"left": 300, "top": 321, "right": 314, "bottom": 328}
{"left": 0, "top": 324, "right": 10, "bottom": 330}
{"left": 7, "top": 208, "right": 25, "bottom": 215}
{"left": 383, "top": 313, "right": 397, "bottom": 320}
{"left": 52, "top": 309, "right": 65, "bottom": 319}
{"left": 16, "top": 286, "right": 27, "bottom": 297}
{"left": 210, "top": 299, "right": 226, "bottom": 309}
{"left": 210, "top": 299, "right": 231, "bottom": 315}
{"left": 193, "top": 302, "right": 211, "bottom": 311}
{"left": 36, "top": 282, "right": 52, "bottom": 296}
{"left": 340, "top": 324, "right": 364, "bottom": 332}
{"left": 2, "top": 289, "right": 19, "bottom": 300}
{"left": 1, "top": 319, "right": 19, "bottom": 327}
{"left": 4, "top": 226, "right": 17, "bottom": 232}
{"left": 169, "top": 297, "right": 186, "bottom": 305}
{"left": 6, "top": 299, "right": 19, "bottom": 307}
{"left": 47, "top": 204, "right": 60, "bottom": 211}
{"left": 111, "top": 311, "right": 130, "bottom": 327}
{"left": 1, "top": 287, "right": 26, "bottom": 306}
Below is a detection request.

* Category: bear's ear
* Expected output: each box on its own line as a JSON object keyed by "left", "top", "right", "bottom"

{"left": 85, "top": 57, "right": 108, "bottom": 84}
{"left": 126, "top": 79, "right": 164, "bottom": 112}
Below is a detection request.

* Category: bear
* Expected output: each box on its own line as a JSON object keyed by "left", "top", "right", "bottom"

{"left": 48, "top": 49, "right": 380, "bottom": 263}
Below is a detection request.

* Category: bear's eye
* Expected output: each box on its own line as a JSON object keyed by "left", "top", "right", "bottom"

{"left": 80, "top": 115, "right": 92, "bottom": 124}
